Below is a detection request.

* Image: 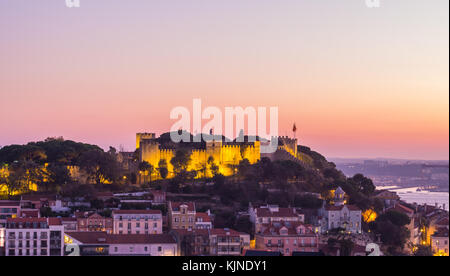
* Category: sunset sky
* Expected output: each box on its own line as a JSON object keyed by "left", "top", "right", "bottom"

{"left": 0, "top": 0, "right": 448, "bottom": 160}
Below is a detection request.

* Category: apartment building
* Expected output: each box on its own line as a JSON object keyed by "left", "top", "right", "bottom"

{"left": 195, "top": 212, "right": 213, "bottom": 230}
{"left": 75, "top": 211, "right": 113, "bottom": 233}
{"left": 5, "top": 217, "right": 64, "bottom": 256}
{"left": 173, "top": 228, "right": 250, "bottom": 256}
{"left": 209, "top": 228, "right": 250, "bottom": 256}
{"left": 255, "top": 221, "right": 319, "bottom": 256}
{"left": 112, "top": 210, "right": 162, "bottom": 234}
{"left": 168, "top": 202, "right": 196, "bottom": 230}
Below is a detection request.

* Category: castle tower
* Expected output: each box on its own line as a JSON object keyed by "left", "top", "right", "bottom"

{"left": 136, "top": 133, "right": 156, "bottom": 149}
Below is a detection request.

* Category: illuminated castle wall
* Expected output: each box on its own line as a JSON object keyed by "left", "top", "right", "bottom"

{"left": 137, "top": 133, "right": 261, "bottom": 180}
{"left": 277, "top": 136, "right": 298, "bottom": 157}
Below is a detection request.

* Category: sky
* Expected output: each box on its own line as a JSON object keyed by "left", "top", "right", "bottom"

{"left": 0, "top": 0, "right": 448, "bottom": 160}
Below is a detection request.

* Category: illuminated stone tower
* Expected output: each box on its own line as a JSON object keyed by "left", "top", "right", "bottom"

{"left": 136, "top": 133, "right": 156, "bottom": 149}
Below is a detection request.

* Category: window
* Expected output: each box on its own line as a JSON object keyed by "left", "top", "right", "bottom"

{"left": 158, "top": 246, "right": 162, "bottom": 252}
{"left": 114, "top": 247, "right": 118, "bottom": 252}
{"left": 144, "top": 246, "right": 148, "bottom": 252}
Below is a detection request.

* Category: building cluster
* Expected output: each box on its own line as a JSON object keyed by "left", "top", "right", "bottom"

{"left": 1, "top": 184, "right": 448, "bottom": 256}
{"left": 0, "top": 191, "right": 251, "bottom": 256}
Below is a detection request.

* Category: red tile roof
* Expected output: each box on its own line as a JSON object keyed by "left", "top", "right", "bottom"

{"left": 48, "top": 217, "right": 62, "bottom": 226}
{"left": 258, "top": 221, "right": 316, "bottom": 237}
{"left": 195, "top": 212, "right": 211, "bottom": 222}
{"left": 7, "top": 217, "right": 47, "bottom": 223}
{"left": 255, "top": 207, "right": 298, "bottom": 218}
{"left": 170, "top": 202, "right": 195, "bottom": 212}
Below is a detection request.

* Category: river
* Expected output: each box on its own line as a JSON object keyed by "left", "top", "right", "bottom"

{"left": 377, "top": 186, "right": 449, "bottom": 211}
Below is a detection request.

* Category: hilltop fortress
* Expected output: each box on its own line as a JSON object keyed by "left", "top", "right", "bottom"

{"left": 136, "top": 132, "right": 299, "bottom": 180}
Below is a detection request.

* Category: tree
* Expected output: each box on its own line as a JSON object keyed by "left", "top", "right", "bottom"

{"left": 158, "top": 159, "right": 169, "bottom": 180}
{"left": 378, "top": 210, "right": 411, "bottom": 227}
{"left": 139, "top": 161, "right": 154, "bottom": 185}
{"left": 46, "top": 163, "right": 71, "bottom": 193}
{"left": 170, "top": 149, "right": 191, "bottom": 176}
{"left": 237, "top": 159, "right": 251, "bottom": 180}
{"left": 294, "top": 194, "right": 323, "bottom": 209}
{"left": 78, "top": 150, "right": 121, "bottom": 185}
{"left": 347, "top": 174, "right": 376, "bottom": 196}
{"left": 208, "top": 156, "right": 219, "bottom": 177}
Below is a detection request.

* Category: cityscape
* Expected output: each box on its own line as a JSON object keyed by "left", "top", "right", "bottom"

{"left": 0, "top": 132, "right": 448, "bottom": 256}
{"left": 0, "top": 0, "right": 448, "bottom": 259}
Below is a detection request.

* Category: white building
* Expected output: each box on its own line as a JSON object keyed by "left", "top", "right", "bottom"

{"left": 5, "top": 217, "right": 65, "bottom": 256}
{"left": 65, "top": 232, "right": 178, "bottom": 256}
{"left": 319, "top": 187, "right": 362, "bottom": 234}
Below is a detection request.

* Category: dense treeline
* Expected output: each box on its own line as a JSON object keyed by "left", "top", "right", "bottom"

{"left": 0, "top": 137, "right": 125, "bottom": 197}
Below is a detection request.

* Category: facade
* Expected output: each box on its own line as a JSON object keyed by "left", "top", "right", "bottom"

{"left": 150, "top": 190, "right": 166, "bottom": 205}
{"left": 0, "top": 201, "right": 21, "bottom": 228}
{"left": 75, "top": 212, "right": 113, "bottom": 233}
{"left": 195, "top": 212, "right": 213, "bottom": 230}
{"left": 255, "top": 222, "right": 319, "bottom": 256}
{"left": 61, "top": 217, "right": 78, "bottom": 232}
{"left": 112, "top": 210, "right": 163, "bottom": 234}
{"left": 173, "top": 228, "right": 250, "bottom": 256}
{"left": 5, "top": 217, "right": 64, "bottom": 256}
{"left": 65, "top": 231, "right": 178, "bottom": 256}
{"left": 168, "top": 202, "right": 196, "bottom": 230}
{"left": 249, "top": 204, "right": 305, "bottom": 234}
{"left": 319, "top": 187, "right": 362, "bottom": 234}
{"left": 209, "top": 228, "right": 250, "bottom": 256}
{"left": 431, "top": 228, "right": 449, "bottom": 256}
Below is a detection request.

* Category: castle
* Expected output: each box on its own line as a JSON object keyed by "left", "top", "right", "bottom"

{"left": 136, "top": 132, "right": 298, "bottom": 181}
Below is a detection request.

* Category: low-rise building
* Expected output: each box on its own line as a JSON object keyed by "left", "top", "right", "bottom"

{"left": 172, "top": 228, "right": 250, "bottom": 256}
{"left": 112, "top": 210, "right": 162, "bottom": 234}
{"left": 195, "top": 212, "right": 213, "bottom": 230}
{"left": 255, "top": 221, "right": 319, "bottom": 256}
{"left": 168, "top": 202, "right": 196, "bottom": 230}
{"left": 75, "top": 211, "right": 113, "bottom": 233}
{"left": 64, "top": 231, "right": 178, "bottom": 256}
{"left": 319, "top": 187, "right": 362, "bottom": 234}
{"left": 5, "top": 217, "right": 64, "bottom": 256}
{"left": 0, "top": 201, "right": 21, "bottom": 228}
{"left": 249, "top": 204, "right": 304, "bottom": 233}
{"left": 61, "top": 217, "right": 78, "bottom": 232}
{"left": 431, "top": 228, "right": 449, "bottom": 256}
{"left": 209, "top": 228, "right": 250, "bottom": 256}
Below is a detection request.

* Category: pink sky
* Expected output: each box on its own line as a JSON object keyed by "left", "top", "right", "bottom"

{"left": 0, "top": 0, "right": 448, "bottom": 160}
